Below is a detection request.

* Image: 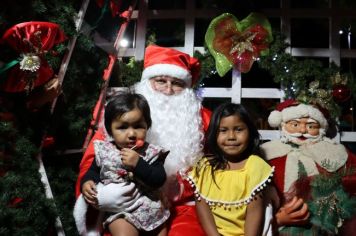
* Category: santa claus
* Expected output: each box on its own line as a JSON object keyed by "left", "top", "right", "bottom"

{"left": 260, "top": 99, "right": 356, "bottom": 235}
{"left": 75, "top": 45, "right": 211, "bottom": 235}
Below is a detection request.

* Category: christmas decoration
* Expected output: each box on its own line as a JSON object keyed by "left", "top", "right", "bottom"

{"left": 332, "top": 84, "right": 351, "bottom": 103}
{"left": 307, "top": 161, "right": 356, "bottom": 235}
{"left": 0, "top": 1, "right": 104, "bottom": 235}
{"left": 296, "top": 80, "right": 340, "bottom": 120}
{"left": 205, "top": 12, "right": 272, "bottom": 75}
{"left": 0, "top": 21, "right": 67, "bottom": 92}
{"left": 257, "top": 34, "right": 356, "bottom": 120}
{"left": 42, "top": 136, "right": 55, "bottom": 148}
{"left": 96, "top": 0, "right": 122, "bottom": 17}
{"left": 330, "top": 73, "right": 352, "bottom": 103}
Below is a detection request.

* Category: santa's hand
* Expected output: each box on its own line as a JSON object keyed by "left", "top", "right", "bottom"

{"left": 82, "top": 180, "right": 98, "bottom": 208}
{"left": 276, "top": 197, "right": 310, "bottom": 226}
{"left": 96, "top": 182, "right": 141, "bottom": 212}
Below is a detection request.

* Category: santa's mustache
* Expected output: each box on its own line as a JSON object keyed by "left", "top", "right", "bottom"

{"left": 287, "top": 132, "right": 319, "bottom": 139}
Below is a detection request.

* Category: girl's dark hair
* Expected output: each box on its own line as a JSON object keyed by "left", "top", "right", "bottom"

{"left": 104, "top": 92, "right": 151, "bottom": 136}
{"left": 206, "top": 102, "right": 262, "bottom": 171}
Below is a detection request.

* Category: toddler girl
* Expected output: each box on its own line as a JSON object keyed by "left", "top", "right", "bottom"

{"left": 185, "top": 102, "right": 275, "bottom": 236}
{"left": 74, "top": 92, "right": 170, "bottom": 236}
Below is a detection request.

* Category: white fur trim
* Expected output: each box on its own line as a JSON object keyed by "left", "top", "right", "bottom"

{"left": 73, "top": 194, "right": 102, "bottom": 236}
{"left": 141, "top": 63, "right": 192, "bottom": 87}
{"left": 268, "top": 111, "right": 282, "bottom": 128}
{"left": 260, "top": 140, "right": 292, "bottom": 160}
{"left": 268, "top": 104, "right": 328, "bottom": 128}
{"left": 284, "top": 151, "right": 319, "bottom": 192}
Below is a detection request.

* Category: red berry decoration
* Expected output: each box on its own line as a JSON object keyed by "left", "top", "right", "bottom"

{"left": 332, "top": 84, "right": 351, "bottom": 103}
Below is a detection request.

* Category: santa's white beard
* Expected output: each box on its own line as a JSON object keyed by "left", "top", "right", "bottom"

{"left": 281, "top": 125, "right": 325, "bottom": 146}
{"left": 134, "top": 79, "right": 204, "bottom": 178}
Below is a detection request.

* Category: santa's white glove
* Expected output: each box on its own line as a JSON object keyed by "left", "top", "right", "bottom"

{"left": 96, "top": 182, "right": 141, "bottom": 213}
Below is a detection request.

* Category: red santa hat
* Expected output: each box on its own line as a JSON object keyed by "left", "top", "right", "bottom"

{"left": 268, "top": 99, "right": 329, "bottom": 128}
{"left": 141, "top": 45, "right": 201, "bottom": 87}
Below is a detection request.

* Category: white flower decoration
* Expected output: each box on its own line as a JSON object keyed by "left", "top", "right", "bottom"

{"left": 19, "top": 54, "right": 41, "bottom": 72}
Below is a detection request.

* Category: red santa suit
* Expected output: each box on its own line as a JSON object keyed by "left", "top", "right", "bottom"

{"left": 75, "top": 45, "right": 211, "bottom": 236}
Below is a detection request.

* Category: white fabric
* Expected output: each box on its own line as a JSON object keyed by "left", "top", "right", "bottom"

{"left": 261, "top": 138, "right": 348, "bottom": 192}
{"left": 262, "top": 203, "right": 274, "bottom": 236}
{"left": 268, "top": 103, "right": 328, "bottom": 128}
{"left": 73, "top": 194, "right": 103, "bottom": 236}
{"left": 141, "top": 63, "right": 192, "bottom": 87}
{"left": 96, "top": 182, "right": 141, "bottom": 213}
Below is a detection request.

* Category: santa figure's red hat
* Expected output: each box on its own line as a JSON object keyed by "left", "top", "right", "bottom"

{"left": 268, "top": 99, "right": 329, "bottom": 129}
{"left": 141, "top": 45, "right": 200, "bottom": 87}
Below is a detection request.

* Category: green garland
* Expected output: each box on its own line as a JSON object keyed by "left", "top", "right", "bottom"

{"left": 257, "top": 33, "right": 356, "bottom": 120}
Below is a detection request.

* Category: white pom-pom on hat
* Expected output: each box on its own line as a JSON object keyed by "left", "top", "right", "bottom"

{"left": 268, "top": 110, "right": 283, "bottom": 128}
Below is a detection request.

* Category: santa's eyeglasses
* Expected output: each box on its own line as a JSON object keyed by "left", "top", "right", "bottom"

{"left": 150, "top": 76, "right": 186, "bottom": 94}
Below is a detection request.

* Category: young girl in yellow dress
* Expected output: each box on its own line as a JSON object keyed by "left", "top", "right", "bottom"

{"left": 185, "top": 102, "right": 275, "bottom": 236}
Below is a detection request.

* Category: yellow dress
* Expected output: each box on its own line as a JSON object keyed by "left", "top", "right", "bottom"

{"left": 186, "top": 155, "right": 274, "bottom": 236}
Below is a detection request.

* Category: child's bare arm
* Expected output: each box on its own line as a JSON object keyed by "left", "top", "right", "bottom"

{"left": 245, "top": 194, "right": 264, "bottom": 236}
{"left": 196, "top": 199, "right": 220, "bottom": 236}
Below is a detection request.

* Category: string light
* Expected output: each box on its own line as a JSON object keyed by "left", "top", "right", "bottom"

{"left": 119, "top": 39, "right": 129, "bottom": 47}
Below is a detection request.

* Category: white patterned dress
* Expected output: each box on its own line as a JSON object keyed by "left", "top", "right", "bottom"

{"left": 94, "top": 140, "right": 170, "bottom": 231}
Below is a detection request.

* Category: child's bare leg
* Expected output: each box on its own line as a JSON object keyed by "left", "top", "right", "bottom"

{"left": 109, "top": 218, "right": 139, "bottom": 236}
{"left": 157, "top": 224, "right": 167, "bottom": 236}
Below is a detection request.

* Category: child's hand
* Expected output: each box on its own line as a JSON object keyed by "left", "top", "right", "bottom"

{"left": 120, "top": 148, "right": 140, "bottom": 169}
{"left": 82, "top": 180, "right": 98, "bottom": 208}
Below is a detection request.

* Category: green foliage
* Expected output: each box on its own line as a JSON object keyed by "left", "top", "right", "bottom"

{"left": 193, "top": 49, "right": 216, "bottom": 89}
{"left": 308, "top": 164, "right": 356, "bottom": 234}
{"left": 0, "top": 0, "right": 107, "bottom": 234}
{"left": 0, "top": 120, "right": 58, "bottom": 235}
{"left": 118, "top": 58, "right": 144, "bottom": 87}
{"left": 257, "top": 33, "right": 354, "bottom": 120}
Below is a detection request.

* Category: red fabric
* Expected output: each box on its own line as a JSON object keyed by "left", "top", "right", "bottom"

{"left": 268, "top": 148, "right": 356, "bottom": 235}
{"left": 76, "top": 106, "right": 211, "bottom": 234}
{"left": 200, "top": 106, "right": 212, "bottom": 133}
{"left": 96, "top": 0, "right": 122, "bottom": 17}
{"left": 143, "top": 45, "right": 201, "bottom": 86}
{"left": 269, "top": 149, "right": 356, "bottom": 200}
{"left": 1, "top": 21, "right": 67, "bottom": 92}
{"left": 168, "top": 205, "right": 206, "bottom": 236}
{"left": 2, "top": 22, "right": 67, "bottom": 52}
{"left": 275, "top": 99, "right": 298, "bottom": 112}
{"left": 75, "top": 128, "right": 106, "bottom": 197}
{"left": 342, "top": 150, "right": 356, "bottom": 196}
{"left": 268, "top": 156, "right": 286, "bottom": 201}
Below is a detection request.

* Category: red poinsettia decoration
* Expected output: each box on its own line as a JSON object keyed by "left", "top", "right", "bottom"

{"left": 0, "top": 22, "right": 67, "bottom": 92}
{"left": 205, "top": 13, "right": 273, "bottom": 75}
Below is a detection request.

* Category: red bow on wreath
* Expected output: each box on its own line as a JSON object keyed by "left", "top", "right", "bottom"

{"left": 0, "top": 21, "right": 67, "bottom": 92}
{"left": 205, "top": 13, "right": 273, "bottom": 75}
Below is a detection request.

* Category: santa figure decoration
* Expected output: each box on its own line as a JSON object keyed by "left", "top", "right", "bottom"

{"left": 261, "top": 99, "right": 356, "bottom": 235}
